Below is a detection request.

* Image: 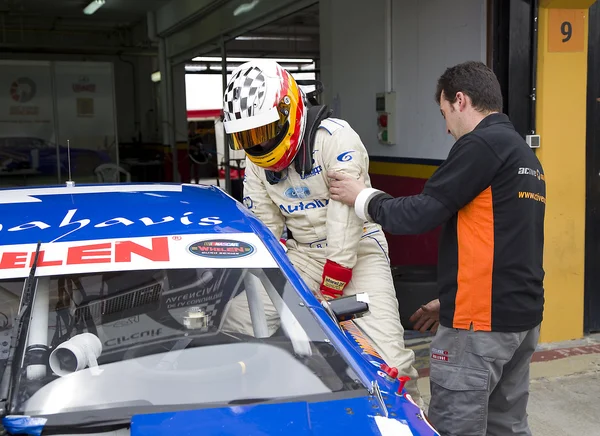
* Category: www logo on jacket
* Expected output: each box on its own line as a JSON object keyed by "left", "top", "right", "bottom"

{"left": 279, "top": 199, "right": 329, "bottom": 214}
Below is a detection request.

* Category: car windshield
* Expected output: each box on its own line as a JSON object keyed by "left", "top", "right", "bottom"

{"left": 0, "top": 265, "right": 364, "bottom": 418}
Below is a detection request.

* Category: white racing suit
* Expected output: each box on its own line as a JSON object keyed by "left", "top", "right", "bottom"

{"left": 232, "top": 117, "right": 422, "bottom": 405}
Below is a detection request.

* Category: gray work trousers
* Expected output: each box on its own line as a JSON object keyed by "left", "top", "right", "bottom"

{"left": 427, "top": 323, "right": 541, "bottom": 436}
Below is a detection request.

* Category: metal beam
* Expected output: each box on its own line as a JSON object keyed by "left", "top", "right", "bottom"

{"left": 200, "top": 48, "right": 319, "bottom": 59}
{"left": 0, "top": 43, "right": 157, "bottom": 56}
{"left": 155, "top": 0, "right": 229, "bottom": 37}
{"left": 221, "top": 38, "right": 232, "bottom": 195}
{"left": 222, "top": 37, "right": 319, "bottom": 56}
{"left": 254, "top": 24, "right": 320, "bottom": 36}
{"left": 539, "top": 0, "right": 596, "bottom": 7}
{"left": 166, "top": 0, "right": 318, "bottom": 64}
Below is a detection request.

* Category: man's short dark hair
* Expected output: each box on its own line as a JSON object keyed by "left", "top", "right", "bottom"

{"left": 435, "top": 61, "right": 503, "bottom": 113}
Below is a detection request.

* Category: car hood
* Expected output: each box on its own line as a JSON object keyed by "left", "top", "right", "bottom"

{"left": 130, "top": 395, "right": 435, "bottom": 436}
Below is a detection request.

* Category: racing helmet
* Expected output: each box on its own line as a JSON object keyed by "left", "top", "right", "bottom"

{"left": 222, "top": 60, "right": 307, "bottom": 172}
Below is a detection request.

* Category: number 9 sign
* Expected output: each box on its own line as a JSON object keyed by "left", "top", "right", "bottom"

{"left": 549, "top": 9, "right": 585, "bottom": 53}
{"left": 561, "top": 21, "right": 572, "bottom": 42}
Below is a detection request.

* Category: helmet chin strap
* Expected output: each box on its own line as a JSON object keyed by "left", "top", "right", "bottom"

{"left": 265, "top": 103, "right": 332, "bottom": 185}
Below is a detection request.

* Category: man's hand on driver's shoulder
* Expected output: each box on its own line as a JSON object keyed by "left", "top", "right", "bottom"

{"left": 409, "top": 299, "right": 441, "bottom": 333}
{"left": 328, "top": 170, "right": 367, "bottom": 207}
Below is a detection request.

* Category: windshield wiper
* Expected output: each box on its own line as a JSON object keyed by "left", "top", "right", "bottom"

{"left": 227, "top": 397, "right": 273, "bottom": 405}
{"left": 40, "top": 418, "right": 130, "bottom": 435}
{"left": 16, "top": 393, "right": 362, "bottom": 434}
{"left": 0, "top": 415, "right": 130, "bottom": 436}
{"left": 0, "top": 242, "right": 42, "bottom": 416}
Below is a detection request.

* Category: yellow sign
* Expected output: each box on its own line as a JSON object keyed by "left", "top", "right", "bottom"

{"left": 548, "top": 9, "right": 585, "bottom": 53}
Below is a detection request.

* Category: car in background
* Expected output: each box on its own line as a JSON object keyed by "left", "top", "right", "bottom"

{"left": 0, "top": 183, "right": 439, "bottom": 435}
{"left": 0, "top": 136, "right": 111, "bottom": 177}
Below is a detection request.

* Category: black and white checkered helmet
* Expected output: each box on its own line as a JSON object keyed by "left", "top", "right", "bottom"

{"left": 221, "top": 60, "right": 308, "bottom": 172}
{"left": 222, "top": 60, "right": 285, "bottom": 135}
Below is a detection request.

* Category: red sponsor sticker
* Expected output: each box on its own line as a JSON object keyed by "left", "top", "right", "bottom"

{"left": 0, "top": 236, "right": 170, "bottom": 270}
{"left": 431, "top": 353, "right": 449, "bottom": 362}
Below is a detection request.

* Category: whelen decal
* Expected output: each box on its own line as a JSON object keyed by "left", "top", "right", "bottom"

{"left": 0, "top": 236, "right": 170, "bottom": 270}
{"left": 188, "top": 239, "right": 255, "bottom": 259}
{"left": 0, "top": 233, "right": 278, "bottom": 280}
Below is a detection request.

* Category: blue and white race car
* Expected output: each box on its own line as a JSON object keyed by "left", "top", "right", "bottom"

{"left": 0, "top": 183, "right": 439, "bottom": 436}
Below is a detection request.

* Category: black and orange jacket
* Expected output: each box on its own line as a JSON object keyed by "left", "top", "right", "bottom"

{"left": 367, "top": 113, "right": 545, "bottom": 332}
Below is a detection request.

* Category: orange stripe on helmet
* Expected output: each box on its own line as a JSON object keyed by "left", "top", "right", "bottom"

{"left": 247, "top": 70, "right": 306, "bottom": 172}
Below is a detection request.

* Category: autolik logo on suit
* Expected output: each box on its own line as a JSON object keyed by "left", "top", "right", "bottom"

{"left": 188, "top": 239, "right": 255, "bottom": 258}
{"left": 279, "top": 199, "right": 329, "bottom": 214}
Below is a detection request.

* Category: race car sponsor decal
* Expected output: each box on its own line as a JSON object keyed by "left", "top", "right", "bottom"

{"left": 279, "top": 199, "right": 329, "bottom": 214}
{"left": 340, "top": 320, "right": 383, "bottom": 360}
{"left": 99, "top": 269, "right": 242, "bottom": 352}
{"left": 336, "top": 150, "right": 355, "bottom": 162}
{"left": 0, "top": 208, "right": 223, "bottom": 244}
{"left": 243, "top": 196, "right": 253, "bottom": 209}
{"left": 188, "top": 239, "right": 255, "bottom": 259}
{"left": 0, "top": 236, "right": 170, "bottom": 269}
{"left": 431, "top": 347, "right": 449, "bottom": 362}
{"left": 105, "top": 327, "right": 164, "bottom": 347}
{"left": 283, "top": 186, "right": 311, "bottom": 199}
{"left": 0, "top": 233, "right": 277, "bottom": 279}
{"left": 300, "top": 164, "right": 322, "bottom": 179}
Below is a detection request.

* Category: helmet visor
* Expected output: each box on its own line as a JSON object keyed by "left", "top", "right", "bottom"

{"left": 230, "top": 118, "right": 282, "bottom": 151}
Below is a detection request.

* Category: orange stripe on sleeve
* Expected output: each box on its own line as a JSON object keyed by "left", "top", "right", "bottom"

{"left": 454, "top": 186, "right": 494, "bottom": 331}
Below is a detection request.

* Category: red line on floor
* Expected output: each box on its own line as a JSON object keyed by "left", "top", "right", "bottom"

{"left": 531, "top": 344, "right": 600, "bottom": 362}
{"left": 415, "top": 343, "right": 600, "bottom": 378}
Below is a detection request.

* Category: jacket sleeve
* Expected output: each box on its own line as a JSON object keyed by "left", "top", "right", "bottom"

{"left": 356, "top": 190, "right": 453, "bottom": 235}
{"left": 242, "top": 159, "right": 285, "bottom": 239}
{"left": 353, "top": 133, "right": 504, "bottom": 235}
{"left": 321, "top": 122, "right": 370, "bottom": 269}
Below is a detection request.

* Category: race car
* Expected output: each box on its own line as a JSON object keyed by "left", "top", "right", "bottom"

{"left": 0, "top": 136, "right": 111, "bottom": 176}
{"left": 0, "top": 182, "right": 439, "bottom": 436}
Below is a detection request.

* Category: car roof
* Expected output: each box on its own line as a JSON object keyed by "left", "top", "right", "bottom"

{"left": 0, "top": 183, "right": 288, "bottom": 279}
{"left": 0, "top": 183, "right": 258, "bottom": 246}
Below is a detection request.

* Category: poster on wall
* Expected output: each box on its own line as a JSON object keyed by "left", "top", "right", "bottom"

{"left": 0, "top": 61, "right": 57, "bottom": 176}
{"left": 53, "top": 61, "right": 118, "bottom": 180}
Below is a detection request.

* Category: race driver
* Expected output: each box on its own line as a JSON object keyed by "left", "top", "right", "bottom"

{"left": 221, "top": 59, "right": 422, "bottom": 406}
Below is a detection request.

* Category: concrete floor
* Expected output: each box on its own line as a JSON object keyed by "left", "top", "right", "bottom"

{"left": 528, "top": 365, "right": 600, "bottom": 435}
{"left": 413, "top": 335, "right": 600, "bottom": 435}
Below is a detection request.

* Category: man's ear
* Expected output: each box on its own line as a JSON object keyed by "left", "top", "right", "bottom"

{"left": 455, "top": 92, "right": 469, "bottom": 112}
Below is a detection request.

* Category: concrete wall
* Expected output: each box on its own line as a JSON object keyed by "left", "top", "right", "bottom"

{"left": 320, "top": 0, "right": 487, "bottom": 160}
{"left": 319, "top": 0, "right": 488, "bottom": 266}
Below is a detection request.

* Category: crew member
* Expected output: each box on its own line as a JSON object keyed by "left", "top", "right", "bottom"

{"left": 328, "top": 60, "right": 545, "bottom": 435}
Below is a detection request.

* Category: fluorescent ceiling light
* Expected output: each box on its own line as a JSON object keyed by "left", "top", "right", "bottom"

{"left": 235, "top": 35, "right": 312, "bottom": 42}
{"left": 84, "top": 0, "right": 106, "bottom": 15}
{"left": 233, "top": 0, "right": 259, "bottom": 16}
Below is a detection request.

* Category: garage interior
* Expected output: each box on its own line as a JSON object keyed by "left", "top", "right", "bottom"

{"left": 0, "top": 0, "right": 321, "bottom": 188}
{"left": 0, "top": 2, "right": 598, "bottom": 433}
{"left": 0, "top": 0, "right": 437, "bottom": 331}
{"left": 0, "top": 0, "right": 596, "bottom": 346}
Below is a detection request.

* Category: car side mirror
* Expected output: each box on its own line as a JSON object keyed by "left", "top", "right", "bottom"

{"left": 326, "top": 293, "right": 370, "bottom": 322}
